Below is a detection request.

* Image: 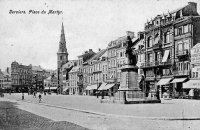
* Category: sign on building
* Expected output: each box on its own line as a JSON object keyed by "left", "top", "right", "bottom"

{"left": 191, "top": 43, "right": 200, "bottom": 64}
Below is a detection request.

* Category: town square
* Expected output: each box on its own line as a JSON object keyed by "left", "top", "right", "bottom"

{"left": 1, "top": 0, "right": 200, "bottom": 129}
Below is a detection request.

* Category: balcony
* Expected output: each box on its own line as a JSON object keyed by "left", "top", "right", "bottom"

{"left": 163, "top": 59, "right": 172, "bottom": 66}
{"left": 77, "top": 81, "right": 83, "bottom": 86}
{"left": 176, "top": 50, "right": 189, "bottom": 57}
{"left": 92, "top": 70, "right": 102, "bottom": 73}
{"left": 77, "top": 72, "right": 83, "bottom": 76}
{"left": 152, "top": 43, "right": 162, "bottom": 50}
{"left": 173, "top": 70, "right": 190, "bottom": 76}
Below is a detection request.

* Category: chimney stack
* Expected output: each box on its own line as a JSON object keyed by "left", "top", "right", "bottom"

{"left": 126, "top": 31, "right": 135, "bottom": 39}
{"left": 188, "top": 2, "right": 197, "bottom": 12}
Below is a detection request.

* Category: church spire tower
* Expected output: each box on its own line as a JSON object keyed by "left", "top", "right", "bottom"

{"left": 57, "top": 21, "right": 68, "bottom": 89}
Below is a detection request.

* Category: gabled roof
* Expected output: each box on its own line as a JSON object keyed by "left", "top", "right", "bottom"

{"left": 88, "top": 49, "right": 107, "bottom": 62}
{"left": 69, "top": 66, "right": 80, "bottom": 73}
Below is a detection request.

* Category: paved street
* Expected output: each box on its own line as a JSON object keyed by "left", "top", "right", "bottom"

{"left": 4, "top": 93, "right": 200, "bottom": 119}
{"left": 0, "top": 93, "right": 199, "bottom": 130}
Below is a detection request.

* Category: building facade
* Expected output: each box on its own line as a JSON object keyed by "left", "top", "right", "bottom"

{"left": 140, "top": 2, "right": 200, "bottom": 98}
{"left": 11, "top": 61, "right": 32, "bottom": 92}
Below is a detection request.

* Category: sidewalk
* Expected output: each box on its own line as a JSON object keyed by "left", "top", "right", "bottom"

{"left": 4, "top": 93, "right": 200, "bottom": 119}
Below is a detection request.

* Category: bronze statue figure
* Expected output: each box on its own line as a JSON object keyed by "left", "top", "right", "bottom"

{"left": 125, "top": 36, "right": 137, "bottom": 66}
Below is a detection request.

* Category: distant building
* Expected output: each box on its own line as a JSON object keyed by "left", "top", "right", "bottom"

{"left": 62, "top": 60, "right": 77, "bottom": 93}
{"left": 68, "top": 66, "right": 80, "bottom": 95}
{"left": 31, "top": 65, "right": 44, "bottom": 91}
{"left": 11, "top": 61, "right": 32, "bottom": 92}
{"left": 2, "top": 67, "right": 12, "bottom": 91}
{"left": 44, "top": 74, "right": 58, "bottom": 92}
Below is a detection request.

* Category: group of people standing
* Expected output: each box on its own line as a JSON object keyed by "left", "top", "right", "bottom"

{"left": 22, "top": 91, "right": 42, "bottom": 103}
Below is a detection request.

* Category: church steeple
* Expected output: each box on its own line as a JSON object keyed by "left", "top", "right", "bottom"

{"left": 57, "top": 21, "right": 68, "bottom": 70}
{"left": 58, "top": 22, "right": 68, "bottom": 54}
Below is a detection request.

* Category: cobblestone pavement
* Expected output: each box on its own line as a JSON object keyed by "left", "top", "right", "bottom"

{"left": 2, "top": 93, "right": 200, "bottom": 130}
{"left": 0, "top": 100, "right": 89, "bottom": 130}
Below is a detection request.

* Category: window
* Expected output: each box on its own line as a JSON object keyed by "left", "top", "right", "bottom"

{"left": 147, "top": 53, "right": 153, "bottom": 62}
{"left": 184, "top": 24, "right": 188, "bottom": 33}
{"left": 147, "top": 37, "right": 152, "bottom": 48}
{"left": 60, "top": 56, "right": 62, "bottom": 60}
{"left": 184, "top": 41, "right": 190, "bottom": 50}
{"left": 178, "top": 43, "right": 183, "bottom": 52}
{"left": 178, "top": 27, "right": 183, "bottom": 35}
{"left": 120, "top": 52, "right": 123, "bottom": 57}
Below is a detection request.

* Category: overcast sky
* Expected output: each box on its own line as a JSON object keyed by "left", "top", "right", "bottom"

{"left": 0, "top": 0, "right": 200, "bottom": 70}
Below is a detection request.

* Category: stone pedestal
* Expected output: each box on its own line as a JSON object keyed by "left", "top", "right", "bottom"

{"left": 119, "top": 65, "right": 140, "bottom": 91}
{"left": 113, "top": 64, "right": 161, "bottom": 104}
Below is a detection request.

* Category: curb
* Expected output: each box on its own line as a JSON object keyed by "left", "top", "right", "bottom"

{"left": 2, "top": 98, "right": 200, "bottom": 121}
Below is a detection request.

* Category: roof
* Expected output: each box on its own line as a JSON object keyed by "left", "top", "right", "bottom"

{"left": 69, "top": 66, "right": 80, "bottom": 73}
{"left": 32, "top": 66, "right": 43, "bottom": 71}
{"left": 192, "top": 43, "right": 200, "bottom": 49}
{"left": 88, "top": 49, "right": 107, "bottom": 62}
{"left": 62, "top": 61, "right": 74, "bottom": 69}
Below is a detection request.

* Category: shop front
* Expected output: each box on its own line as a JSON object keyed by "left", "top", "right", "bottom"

{"left": 183, "top": 79, "right": 200, "bottom": 99}
{"left": 156, "top": 78, "right": 173, "bottom": 98}
{"left": 170, "top": 78, "right": 188, "bottom": 98}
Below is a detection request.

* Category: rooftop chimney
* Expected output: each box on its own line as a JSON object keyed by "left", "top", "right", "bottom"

{"left": 89, "top": 49, "right": 93, "bottom": 53}
{"left": 126, "top": 31, "right": 135, "bottom": 39}
{"left": 188, "top": 2, "right": 197, "bottom": 12}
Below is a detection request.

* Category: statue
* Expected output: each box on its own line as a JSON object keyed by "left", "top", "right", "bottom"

{"left": 125, "top": 36, "right": 137, "bottom": 66}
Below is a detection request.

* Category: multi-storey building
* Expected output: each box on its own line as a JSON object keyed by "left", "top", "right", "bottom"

{"left": 44, "top": 74, "right": 58, "bottom": 93}
{"left": 31, "top": 65, "right": 44, "bottom": 91}
{"left": 107, "top": 31, "right": 134, "bottom": 84}
{"left": 76, "top": 49, "right": 95, "bottom": 95}
{"left": 62, "top": 60, "right": 77, "bottom": 94}
{"left": 11, "top": 61, "right": 32, "bottom": 92}
{"left": 85, "top": 49, "right": 107, "bottom": 95}
{"left": 68, "top": 66, "right": 80, "bottom": 95}
{"left": 140, "top": 2, "right": 200, "bottom": 98}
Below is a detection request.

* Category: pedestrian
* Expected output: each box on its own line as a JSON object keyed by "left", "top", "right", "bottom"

{"left": 33, "top": 91, "right": 36, "bottom": 98}
{"left": 22, "top": 92, "right": 24, "bottom": 100}
{"left": 189, "top": 89, "right": 194, "bottom": 99}
{"left": 38, "top": 94, "right": 42, "bottom": 103}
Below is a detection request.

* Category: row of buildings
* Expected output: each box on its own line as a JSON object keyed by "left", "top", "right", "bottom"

{"left": 58, "top": 2, "right": 200, "bottom": 98}
{"left": 0, "top": 61, "right": 57, "bottom": 93}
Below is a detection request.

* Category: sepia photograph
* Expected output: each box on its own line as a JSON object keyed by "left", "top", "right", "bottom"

{"left": 0, "top": 0, "right": 200, "bottom": 129}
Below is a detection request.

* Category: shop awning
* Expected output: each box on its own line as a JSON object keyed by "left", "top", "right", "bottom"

{"left": 162, "top": 50, "right": 170, "bottom": 62}
{"left": 157, "top": 78, "right": 172, "bottom": 86}
{"left": 98, "top": 83, "right": 107, "bottom": 90}
{"left": 63, "top": 88, "right": 69, "bottom": 91}
{"left": 44, "top": 87, "right": 50, "bottom": 90}
{"left": 51, "top": 87, "right": 57, "bottom": 90}
{"left": 171, "top": 78, "right": 187, "bottom": 83}
{"left": 85, "top": 84, "right": 98, "bottom": 90}
{"left": 183, "top": 79, "right": 200, "bottom": 89}
{"left": 98, "top": 83, "right": 115, "bottom": 90}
